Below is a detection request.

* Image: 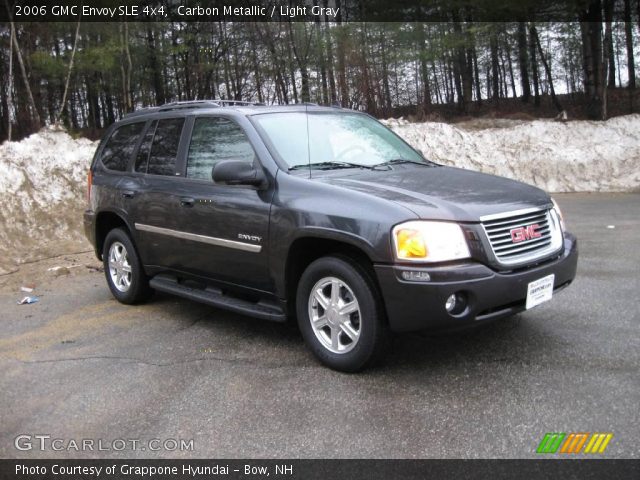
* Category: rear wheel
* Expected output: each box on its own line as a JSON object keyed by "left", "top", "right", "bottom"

{"left": 296, "top": 255, "right": 388, "bottom": 372}
{"left": 103, "top": 228, "right": 152, "bottom": 304}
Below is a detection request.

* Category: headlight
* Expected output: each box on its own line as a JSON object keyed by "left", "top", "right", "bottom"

{"left": 392, "top": 221, "right": 471, "bottom": 262}
{"left": 551, "top": 197, "right": 566, "bottom": 231}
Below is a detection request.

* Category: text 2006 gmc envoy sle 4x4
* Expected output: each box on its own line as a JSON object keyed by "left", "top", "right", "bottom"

{"left": 84, "top": 101, "right": 578, "bottom": 372}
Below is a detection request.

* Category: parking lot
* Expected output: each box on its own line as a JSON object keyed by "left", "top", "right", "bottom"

{"left": 1, "top": 193, "right": 638, "bottom": 458}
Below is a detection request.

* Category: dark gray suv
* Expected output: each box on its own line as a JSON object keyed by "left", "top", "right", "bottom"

{"left": 84, "top": 100, "right": 578, "bottom": 371}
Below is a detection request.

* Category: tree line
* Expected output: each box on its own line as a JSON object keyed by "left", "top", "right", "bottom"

{"left": 1, "top": 0, "right": 639, "bottom": 142}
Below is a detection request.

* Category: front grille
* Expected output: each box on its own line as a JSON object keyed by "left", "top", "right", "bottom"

{"left": 481, "top": 207, "right": 562, "bottom": 266}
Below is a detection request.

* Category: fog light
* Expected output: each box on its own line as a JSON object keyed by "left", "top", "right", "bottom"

{"left": 445, "top": 292, "right": 468, "bottom": 315}
{"left": 401, "top": 270, "right": 431, "bottom": 282}
{"left": 445, "top": 294, "right": 457, "bottom": 312}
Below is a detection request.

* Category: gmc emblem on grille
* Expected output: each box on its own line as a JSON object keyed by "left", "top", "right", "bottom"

{"left": 510, "top": 224, "right": 542, "bottom": 243}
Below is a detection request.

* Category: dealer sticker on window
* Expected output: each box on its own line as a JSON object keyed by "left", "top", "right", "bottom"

{"left": 526, "top": 274, "right": 555, "bottom": 310}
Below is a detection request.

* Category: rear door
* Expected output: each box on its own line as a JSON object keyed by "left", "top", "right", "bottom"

{"left": 123, "top": 116, "right": 189, "bottom": 268}
{"left": 172, "top": 115, "right": 273, "bottom": 292}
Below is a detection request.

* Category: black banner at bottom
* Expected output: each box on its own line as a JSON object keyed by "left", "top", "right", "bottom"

{"left": 1, "top": 459, "right": 638, "bottom": 480}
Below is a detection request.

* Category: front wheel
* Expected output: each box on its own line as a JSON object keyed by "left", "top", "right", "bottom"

{"left": 103, "top": 228, "right": 152, "bottom": 304}
{"left": 296, "top": 255, "right": 389, "bottom": 372}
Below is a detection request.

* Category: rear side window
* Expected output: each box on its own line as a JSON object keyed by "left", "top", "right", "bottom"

{"left": 146, "top": 118, "right": 185, "bottom": 176}
{"left": 99, "top": 122, "right": 145, "bottom": 171}
{"left": 186, "top": 117, "right": 255, "bottom": 180}
{"left": 134, "top": 120, "right": 157, "bottom": 173}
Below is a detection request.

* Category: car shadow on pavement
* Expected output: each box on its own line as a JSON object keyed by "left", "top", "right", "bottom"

{"left": 380, "top": 313, "right": 564, "bottom": 374}
{"left": 148, "top": 292, "right": 563, "bottom": 374}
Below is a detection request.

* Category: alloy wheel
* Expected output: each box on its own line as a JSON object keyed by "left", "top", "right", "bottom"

{"left": 308, "top": 276, "right": 362, "bottom": 354}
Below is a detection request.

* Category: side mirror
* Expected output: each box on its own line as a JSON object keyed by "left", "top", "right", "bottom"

{"left": 212, "top": 160, "right": 266, "bottom": 187}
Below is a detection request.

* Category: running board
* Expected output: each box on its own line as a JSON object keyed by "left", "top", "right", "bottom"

{"left": 149, "top": 274, "right": 286, "bottom": 322}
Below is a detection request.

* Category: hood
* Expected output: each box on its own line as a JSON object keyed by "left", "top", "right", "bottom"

{"left": 312, "top": 165, "right": 552, "bottom": 222}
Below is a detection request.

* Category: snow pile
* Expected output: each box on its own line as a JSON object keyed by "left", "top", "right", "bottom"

{"left": 0, "top": 128, "right": 98, "bottom": 274}
{"left": 384, "top": 114, "right": 640, "bottom": 193}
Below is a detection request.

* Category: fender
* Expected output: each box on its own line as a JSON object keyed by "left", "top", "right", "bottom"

{"left": 271, "top": 226, "right": 382, "bottom": 299}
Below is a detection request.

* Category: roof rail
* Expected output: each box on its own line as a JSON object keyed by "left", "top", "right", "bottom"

{"left": 123, "top": 99, "right": 265, "bottom": 118}
{"left": 160, "top": 100, "right": 220, "bottom": 110}
{"left": 212, "top": 100, "right": 265, "bottom": 106}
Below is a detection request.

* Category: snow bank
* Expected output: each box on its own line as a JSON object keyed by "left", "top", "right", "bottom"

{"left": 383, "top": 114, "right": 640, "bottom": 193}
{"left": 0, "top": 128, "right": 98, "bottom": 274}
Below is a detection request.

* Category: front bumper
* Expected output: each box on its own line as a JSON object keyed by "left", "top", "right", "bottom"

{"left": 374, "top": 233, "right": 578, "bottom": 332}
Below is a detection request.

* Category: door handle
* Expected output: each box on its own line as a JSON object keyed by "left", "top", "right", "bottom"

{"left": 121, "top": 190, "right": 135, "bottom": 199}
{"left": 180, "top": 197, "right": 195, "bottom": 207}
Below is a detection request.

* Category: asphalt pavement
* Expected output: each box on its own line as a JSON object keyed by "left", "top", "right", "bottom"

{"left": 0, "top": 193, "right": 638, "bottom": 459}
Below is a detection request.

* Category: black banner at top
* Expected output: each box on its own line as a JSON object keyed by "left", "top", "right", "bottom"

{"left": 0, "top": 0, "right": 621, "bottom": 23}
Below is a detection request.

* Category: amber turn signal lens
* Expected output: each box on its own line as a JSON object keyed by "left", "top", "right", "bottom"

{"left": 87, "top": 170, "right": 93, "bottom": 203}
{"left": 395, "top": 229, "right": 428, "bottom": 259}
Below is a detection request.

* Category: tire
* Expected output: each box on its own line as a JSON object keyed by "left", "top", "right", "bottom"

{"left": 102, "top": 228, "right": 153, "bottom": 305}
{"left": 296, "top": 255, "right": 389, "bottom": 372}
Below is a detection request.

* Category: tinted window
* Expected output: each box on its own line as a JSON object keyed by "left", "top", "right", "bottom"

{"left": 134, "top": 120, "right": 157, "bottom": 173}
{"left": 99, "top": 122, "right": 145, "bottom": 171}
{"left": 147, "top": 118, "right": 185, "bottom": 176}
{"left": 186, "top": 117, "right": 255, "bottom": 180}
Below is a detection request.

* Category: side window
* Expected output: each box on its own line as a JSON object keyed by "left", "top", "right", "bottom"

{"left": 186, "top": 117, "right": 255, "bottom": 180}
{"left": 134, "top": 120, "right": 157, "bottom": 173}
{"left": 146, "top": 118, "right": 185, "bottom": 176}
{"left": 99, "top": 122, "right": 145, "bottom": 172}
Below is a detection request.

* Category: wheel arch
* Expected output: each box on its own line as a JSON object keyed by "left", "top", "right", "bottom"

{"left": 94, "top": 210, "right": 136, "bottom": 259}
{"left": 282, "top": 235, "right": 383, "bottom": 319}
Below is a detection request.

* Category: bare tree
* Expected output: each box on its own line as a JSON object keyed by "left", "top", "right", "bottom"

{"left": 5, "top": 0, "right": 41, "bottom": 128}
{"left": 518, "top": 21, "right": 531, "bottom": 103}
{"left": 287, "top": 21, "right": 314, "bottom": 102}
{"left": 531, "top": 24, "right": 563, "bottom": 113}
{"left": 7, "top": 18, "right": 14, "bottom": 141}
{"left": 57, "top": 18, "right": 82, "bottom": 124}
{"left": 119, "top": 22, "right": 133, "bottom": 112}
{"left": 601, "top": 0, "right": 614, "bottom": 118}
{"left": 580, "top": 1, "right": 605, "bottom": 120}
{"left": 489, "top": 26, "right": 500, "bottom": 102}
{"left": 624, "top": 0, "right": 636, "bottom": 89}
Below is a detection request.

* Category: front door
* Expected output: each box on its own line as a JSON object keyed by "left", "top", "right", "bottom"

{"left": 173, "top": 116, "right": 273, "bottom": 293}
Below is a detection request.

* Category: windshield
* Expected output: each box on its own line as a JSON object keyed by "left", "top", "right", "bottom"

{"left": 252, "top": 112, "right": 428, "bottom": 169}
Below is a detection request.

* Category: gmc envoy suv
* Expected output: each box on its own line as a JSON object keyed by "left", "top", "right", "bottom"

{"left": 84, "top": 100, "right": 578, "bottom": 371}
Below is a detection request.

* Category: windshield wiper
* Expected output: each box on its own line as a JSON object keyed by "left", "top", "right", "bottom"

{"left": 374, "top": 158, "right": 438, "bottom": 168}
{"left": 289, "top": 161, "right": 375, "bottom": 171}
